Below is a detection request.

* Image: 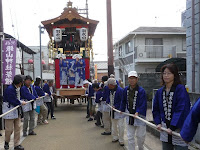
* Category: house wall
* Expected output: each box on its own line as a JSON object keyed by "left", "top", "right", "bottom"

{"left": 114, "top": 33, "right": 186, "bottom": 77}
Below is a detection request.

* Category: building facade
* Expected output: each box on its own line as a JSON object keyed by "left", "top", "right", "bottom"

{"left": 114, "top": 27, "right": 186, "bottom": 84}
{"left": 24, "top": 46, "right": 55, "bottom": 81}
{"left": 186, "top": 0, "right": 200, "bottom": 93}
{"left": 93, "top": 61, "right": 108, "bottom": 81}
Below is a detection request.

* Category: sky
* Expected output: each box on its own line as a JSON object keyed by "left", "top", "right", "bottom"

{"left": 2, "top": 0, "right": 186, "bottom": 61}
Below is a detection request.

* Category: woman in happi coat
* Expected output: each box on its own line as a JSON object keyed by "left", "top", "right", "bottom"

{"left": 152, "top": 64, "right": 190, "bottom": 150}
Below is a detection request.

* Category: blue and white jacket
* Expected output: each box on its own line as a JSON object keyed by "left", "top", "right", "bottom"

{"left": 180, "top": 98, "right": 200, "bottom": 142}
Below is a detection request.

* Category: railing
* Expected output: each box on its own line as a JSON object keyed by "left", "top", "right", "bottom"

{"left": 134, "top": 45, "right": 178, "bottom": 59}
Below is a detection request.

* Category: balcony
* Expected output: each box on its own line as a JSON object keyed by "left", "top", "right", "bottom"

{"left": 134, "top": 45, "right": 186, "bottom": 63}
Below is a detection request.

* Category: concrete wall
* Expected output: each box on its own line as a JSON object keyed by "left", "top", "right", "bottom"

{"left": 186, "top": 0, "right": 200, "bottom": 93}
{"left": 135, "top": 63, "right": 160, "bottom": 73}
{"left": 136, "top": 72, "right": 186, "bottom": 100}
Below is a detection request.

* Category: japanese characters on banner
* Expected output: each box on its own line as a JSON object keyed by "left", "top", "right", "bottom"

{"left": 80, "top": 28, "right": 88, "bottom": 41}
{"left": 53, "top": 28, "right": 62, "bottom": 42}
{"left": 2, "top": 39, "right": 17, "bottom": 85}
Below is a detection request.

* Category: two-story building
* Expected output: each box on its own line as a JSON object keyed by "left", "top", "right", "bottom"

{"left": 114, "top": 27, "right": 186, "bottom": 84}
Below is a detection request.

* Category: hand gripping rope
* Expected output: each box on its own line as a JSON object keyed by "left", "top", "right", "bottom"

{"left": 0, "top": 95, "right": 46, "bottom": 118}
{"left": 107, "top": 104, "right": 200, "bottom": 149}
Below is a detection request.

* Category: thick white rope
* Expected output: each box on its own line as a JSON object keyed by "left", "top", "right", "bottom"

{"left": 0, "top": 95, "right": 46, "bottom": 118}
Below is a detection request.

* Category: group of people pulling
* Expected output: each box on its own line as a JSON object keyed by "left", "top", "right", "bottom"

{"left": 83, "top": 63, "right": 200, "bottom": 150}
{"left": 2, "top": 75, "right": 56, "bottom": 150}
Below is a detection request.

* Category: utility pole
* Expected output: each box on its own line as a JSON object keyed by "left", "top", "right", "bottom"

{"left": 0, "top": 0, "right": 4, "bottom": 95}
{"left": 106, "top": 0, "right": 114, "bottom": 76}
{"left": 86, "top": 0, "right": 88, "bottom": 18}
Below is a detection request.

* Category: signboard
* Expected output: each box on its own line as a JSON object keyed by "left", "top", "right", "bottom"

{"left": 59, "top": 58, "right": 85, "bottom": 86}
{"left": 53, "top": 28, "right": 62, "bottom": 42}
{"left": 94, "top": 64, "right": 97, "bottom": 79}
{"left": 2, "top": 39, "right": 17, "bottom": 85}
{"left": 80, "top": 27, "right": 88, "bottom": 41}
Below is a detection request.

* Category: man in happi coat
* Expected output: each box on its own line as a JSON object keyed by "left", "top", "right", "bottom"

{"left": 3, "top": 75, "right": 26, "bottom": 150}
{"left": 20, "top": 75, "right": 38, "bottom": 137}
{"left": 120, "top": 71, "right": 147, "bottom": 150}
{"left": 106, "top": 78, "right": 125, "bottom": 146}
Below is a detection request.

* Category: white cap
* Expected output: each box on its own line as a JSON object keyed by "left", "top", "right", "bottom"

{"left": 110, "top": 74, "right": 115, "bottom": 78}
{"left": 83, "top": 80, "right": 89, "bottom": 85}
{"left": 128, "top": 71, "right": 138, "bottom": 78}
{"left": 36, "top": 76, "right": 41, "bottom": 79}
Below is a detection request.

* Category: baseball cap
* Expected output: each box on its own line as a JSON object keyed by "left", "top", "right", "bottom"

{"left": 128, "top": 71, "right": 138, "bottom": 78}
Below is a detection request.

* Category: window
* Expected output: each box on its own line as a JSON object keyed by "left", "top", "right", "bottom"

{"left": 145, "top": 38, "right": 163, "bottom": 58}
{"left": 119, "top": 46, "right": 122, "bottom": 56}
{"left": 125, "top": 41, "right": 132, "bottom": 54}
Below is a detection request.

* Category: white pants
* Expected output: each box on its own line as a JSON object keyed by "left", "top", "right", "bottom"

{"left": 111, "top": 118, "right": 124, "bottom": 143}
{"left": 127, "top": 125, "right": 146, "bottom": 150}
{"left": 102, "top": 111, "right": 111, "bottom": 133}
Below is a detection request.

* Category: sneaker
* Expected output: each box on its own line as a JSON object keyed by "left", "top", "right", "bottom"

{"left": 51, "top": 116, "right": 56, "bottom": 120}
{"left": 119, "top": 142, "right": 124, "bottom": 146}
{"left": 101, "top": 125, "right": 104, "bottom": 128}
{"left": 43, "top": 120, "right": 49, "bottom": 124}
{"left": 14, "top": 145, "right": 24, "bottom": 150}
{"left": 86, "top": 114, "right": 90, "bottom": 118}
{"left": 4, "top": 142, "right": 9, "bottom": 150}
{"left": 0, "top": 133, "right": 2, "bottom": 136}
{"left": 95, "top": 123, "right": 101, "bottom": 126}
{"left": 101, "top": 132, "right": 111, "bottom": 135}
{"left": 112, "top": 139, "right": 118, "bottom": 142}
{"left": 23, "top": 133, "right": 27, "bottom": 137}
{"left": 88, "top": 118, "right": 93, "bottom": 121}
{"left": 28, "top": 131, "right": 37, "bottom": 135}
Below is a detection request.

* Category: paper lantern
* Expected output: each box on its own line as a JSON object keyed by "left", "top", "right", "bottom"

{"left": 53, "top": 28, "right": 62, "bottom": 42}
{"left": 42, "top": 60, "right": 46, "bottom": 64}
{"left": 80, "top": 28, "right": 88, "bottom": 41}
{"left": 28, "top": 59, "right": 34, "bottom": 64}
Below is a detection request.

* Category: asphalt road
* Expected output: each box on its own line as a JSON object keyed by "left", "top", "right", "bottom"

{"left": 21, "top": 103, "right": 124, "bottom": 150}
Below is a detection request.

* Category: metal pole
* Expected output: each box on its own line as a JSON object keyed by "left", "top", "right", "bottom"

{"left": 0, "top": 0, "right": 4, "bottom": 95}
{"left": 39, "top": 25, "right": 43, "bottom": 86}
{"left": 21, "top": 47, "right": 24, "bottom": 75}
{"left": 32, "top": 54, "right": 35, "bottom": 80}
{"left": 86, "top": 0, "right": 88, "bottom": 18}
{"left": 106, "top": 0, "right": 114, "bottom": 76}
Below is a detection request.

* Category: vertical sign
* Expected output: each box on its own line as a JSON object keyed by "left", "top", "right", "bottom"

{"left": 80, "top": 28, "right": 88, "bottom": 41}
{"left": 2, "top": 39, "right": 17, "bottom": 85}
{"left": 94, "top": 64, "right": 97, "bottom": 80}
{"left": 53, "top": 28, "right": 62, "bottom": 42}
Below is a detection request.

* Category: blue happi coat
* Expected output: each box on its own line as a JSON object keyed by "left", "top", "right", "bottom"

{"left": 35, "top": 86, "right": 45, "bottom": 97}
{"left": 87, "top": 84, "right": 94, "bottom": 98}
{"left": 106, "top": 86, "right": 123, "bottom": 110}
{"left": 43, "top": 83, "right": 51, "bottom": 96}
{"left": 120, "top": 86, "right": 147, "bottom": 117}
{"left": 180, "top": 98, "right": 200, "bottom": 142}
{"left": 152, "top": 84, "right": 191, "bottom": 130}
{"left": 95, "top": 90, "right": 103, "bottom": 103}
{"left": 4, "top": 84, "right": 21, "bottom": 107}
{"left": 20, "top": 85, "right": 38, "bottom": 101}
{"left": 102, "top": 86, "right": 109, "bottom": 101}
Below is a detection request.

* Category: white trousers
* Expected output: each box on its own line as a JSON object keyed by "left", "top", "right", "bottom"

{"left": 102, "top": 111, "right": 111, "bottom": 133}
{"left": 111, "top": 118, "right": 124, "bottom": 142}
{"left": 127, "top": 125, "right": 146, "bottom": 150}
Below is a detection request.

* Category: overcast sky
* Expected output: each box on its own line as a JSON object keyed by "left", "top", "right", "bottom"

{"left": 2, "top": 0, "right": 186, "bottom": 61}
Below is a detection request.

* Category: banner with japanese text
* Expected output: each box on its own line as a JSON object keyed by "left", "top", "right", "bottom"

{"left": 2, "top": 39, "right": 17, "bottom": 85}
